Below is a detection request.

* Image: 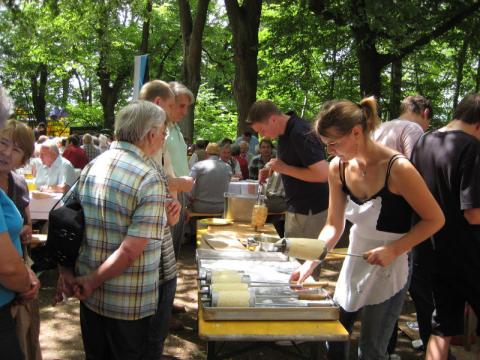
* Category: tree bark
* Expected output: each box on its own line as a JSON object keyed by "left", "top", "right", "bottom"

{"left": 177, "top": 0, "right": 210, "bottom": 141}
{"left": 475, "top": 53, "right": 480, "bottom": 93}
{"left": 453, "top": 36, "right": 469, "bottom": 109}
{"left": 310, "top": 0, "right": 480, "bottom": 100}
{"left": 389, "top": 58, "right": 402, "bottom": 120}
{"left": 225, "top": 0, "right": 262, "bottom": 136}
{"left": 30, "top": 63, "right": 48, "bottom": 124}
{"left": 139, "top": 0, "right": 152, "bottom": 83}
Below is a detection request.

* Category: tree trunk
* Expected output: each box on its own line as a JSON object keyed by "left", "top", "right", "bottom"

{"left": 139, "top": 0, "right": 152, "bottom": 83}
{"left": 30, "top": 63, "right": 48, "bottom": 124}
{"left": 177, "top": 0, "right": 210, "bottom": 141}
{"left": 453, "top": 36, "right": 469, "bottom": 109}
{"left": 225, "top": 0, "right": 262, "bottom": 136}
{"left": 349, "top": 0, "right": 383, "bottom": 99}
{"left": 389, "top": 58, "right": 402, "bottom": 120}
{"left": 309, "top": 0, "right": 480, "bottom": 103}
{"left": 62, "top": 76, "right": 70, "bottom": 106}
{"left": 475, "top": 53, "right": 480, "bottom": 93}
{"left": 97, "top": 60, "right": 130, "bottom": 130}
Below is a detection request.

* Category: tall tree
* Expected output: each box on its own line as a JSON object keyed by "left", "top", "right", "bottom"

{"left": 177, "top": 0, "right": 210, "bottom": 140}
{"left": 308, "top": 0, "right": 480, "bottom": 99}
{"left": 225, "top": 0, "right": 262, "bottom": 135}
{"left": 389, "top": 59, "right": 402, "bottom": 120}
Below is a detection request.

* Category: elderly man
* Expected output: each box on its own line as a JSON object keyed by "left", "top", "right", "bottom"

{"left": 166, "top": 81, "right": 195, "bottom": 258}
{"left": 189, "top": 142, "right": 232, "bottom": 214}
{"left": 60, "top": 101, "right": 180, "bottom": 360}
{"left": 34, "top": 140, "right": 76, "bottom": 193}
{"left": 247, "top": 100, "right": 329, "bottom": 240}
{"left": 138, "top": 80, "right": 193, "bottom": 196}
{"left": 82, "top": 133, "right": 101, "bottom": 162}
{"left": 235, "top": 130, "right": 259, "bottom": 155}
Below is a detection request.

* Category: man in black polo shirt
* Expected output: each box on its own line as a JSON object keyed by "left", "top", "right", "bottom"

{"left": 411, "top": 93, "right": 480, "bottom": 359}
{"left": 247, "top": 100, "right": 329, "bottom": 239}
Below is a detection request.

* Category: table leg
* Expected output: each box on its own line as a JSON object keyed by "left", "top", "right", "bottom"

{"left": 207, "top": 341, "right": 216, "bottom": 360}
{"left": 309, "top": 342, "right": 321, "bottom": 360}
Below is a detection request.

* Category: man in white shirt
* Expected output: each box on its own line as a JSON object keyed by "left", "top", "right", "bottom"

{"left": 34, "top": 140, "right": 76, "bottom": 193}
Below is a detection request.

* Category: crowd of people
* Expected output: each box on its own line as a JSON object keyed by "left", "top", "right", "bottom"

{"left": 0, "top": 80, "right": 479, "bottom": 360}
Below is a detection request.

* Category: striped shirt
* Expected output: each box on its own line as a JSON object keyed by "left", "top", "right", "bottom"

{"left": 150, "top": 163, "right": 178, "bottom": 284}
{"left": 75, "top": 141, "right": 168, "bottom": 320}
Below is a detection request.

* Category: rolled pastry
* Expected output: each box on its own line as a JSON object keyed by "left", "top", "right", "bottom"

{"left": 211, "top": 271, "right": 243, "bottom": 284}
{"left": 214, "top": 289, "right": 251, "bottom": 307}
{"left": 286, "top": 238, "right": 327, "bottom": 261}
{"left": 211, "top": 282, "right": 248, "bottom": 292}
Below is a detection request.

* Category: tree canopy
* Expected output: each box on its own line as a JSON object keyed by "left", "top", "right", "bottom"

{"left": 0, "top": 0, "right": 479, "bottom": 142}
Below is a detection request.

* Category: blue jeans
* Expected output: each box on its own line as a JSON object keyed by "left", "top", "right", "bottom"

{"left": 146, "top": 277, "right": 177, "bottom": 359}
{"left": 328, "top": 283, "right": 408, "bottom": 360}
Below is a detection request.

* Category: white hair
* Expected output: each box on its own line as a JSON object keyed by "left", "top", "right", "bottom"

{"left": 169, "top": 81, "right": 194, "bottom": 104}
{"left": 40, "top": 139, "right": 60, "bottom": 155}
{"left": 114, "top": 100, "right": 166, "bottom": 144}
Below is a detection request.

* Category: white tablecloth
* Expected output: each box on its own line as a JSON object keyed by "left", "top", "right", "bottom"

{"left": 30, "top": 193, "right": 63, "bottom": 220}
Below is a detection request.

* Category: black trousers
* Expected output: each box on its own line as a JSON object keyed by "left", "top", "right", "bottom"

{"left": 80, "top": 302, "right": 151, "bottom": 360}
{"left": 0, "top": 302, "right": 24, "bottom": 360}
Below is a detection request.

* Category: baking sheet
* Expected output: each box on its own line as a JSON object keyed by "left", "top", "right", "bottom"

{"left": 197, "top": 249, "right": 339, "bottom": 321}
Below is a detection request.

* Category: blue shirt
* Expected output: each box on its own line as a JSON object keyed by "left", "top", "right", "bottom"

{"left": 0, "top": 190, "right": 23, "bottom": 306}
{"left": 35, "top": 155, "right": 77, "bottom": 188}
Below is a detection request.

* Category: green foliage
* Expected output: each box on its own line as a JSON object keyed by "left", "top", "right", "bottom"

{"left": 194, "top": 83, "right": 237, "bottom": 142}
{"left": 1, "top": 0, "right": 480, "bottom": 134}
{"left": 65, "top": 103, "right": 104, "bottom": 128}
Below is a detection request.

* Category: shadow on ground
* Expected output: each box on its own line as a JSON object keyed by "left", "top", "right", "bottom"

{"left": 38, "top": 241, "right": 478, "bottom": 359}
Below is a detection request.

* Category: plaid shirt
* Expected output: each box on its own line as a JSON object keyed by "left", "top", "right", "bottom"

{"left": 75, "top": 141, "right": 168, "bottom": 320}
{"left": 249, "top": 155, "right": 271, "bottom": 180}
{"left": 82, "top": 143, "right": 101, "bottom": 162}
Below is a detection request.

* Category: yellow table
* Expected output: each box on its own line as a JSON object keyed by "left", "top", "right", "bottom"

{"left": 196, "top": 220, "right": 350, "bottom": 359}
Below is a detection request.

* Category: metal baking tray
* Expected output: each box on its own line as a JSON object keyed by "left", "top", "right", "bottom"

{"left": 197, "top": 250, "right": 339, "bottom": 321}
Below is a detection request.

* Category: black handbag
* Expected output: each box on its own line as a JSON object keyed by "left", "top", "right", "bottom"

{"left": 32, "top": 182, "right": 84, "bottom": 271}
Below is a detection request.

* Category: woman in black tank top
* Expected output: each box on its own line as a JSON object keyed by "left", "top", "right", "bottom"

{"left": 290, "top": 97, "right": 444, "bottom": 359}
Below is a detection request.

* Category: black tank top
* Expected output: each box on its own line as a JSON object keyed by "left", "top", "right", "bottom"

{"left": 340, "top": 154, "right": 413, "bottom": 234}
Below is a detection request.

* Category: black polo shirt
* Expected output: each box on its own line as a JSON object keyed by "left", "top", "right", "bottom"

{"left": 277, "top": 111, "right": 329, "bottom": 215}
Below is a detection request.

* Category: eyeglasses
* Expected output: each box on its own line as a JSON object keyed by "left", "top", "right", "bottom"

{"left": 319, "top": 131, "right": 352, "bottom": 150}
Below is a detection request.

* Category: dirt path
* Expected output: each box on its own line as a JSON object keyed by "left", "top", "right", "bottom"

{"left": 37, "top": 242, "right": 478, "bottom": 359}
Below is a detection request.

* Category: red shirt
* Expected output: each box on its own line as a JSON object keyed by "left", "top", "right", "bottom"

{"left": 63, "top": 145, "right": 89, "bottom": 169}
{"left": 235, "top": 155, "right": 249, "bottom": 180}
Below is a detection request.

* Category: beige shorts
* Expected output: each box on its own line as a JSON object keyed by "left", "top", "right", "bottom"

{"left": 284, "top": 210, "right": 327, "bottom": 239}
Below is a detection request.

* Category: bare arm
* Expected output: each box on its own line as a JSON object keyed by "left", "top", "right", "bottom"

{"left": 267, "top": 158, "right": 329, "bottom": 183}
{"left": 365, "top": 158, "right": 445, "bottom": 266}
{"left": 0, "top": 232, "right": 30, "bottom": 292}
{"left": 290, "top": 158, "right": 347, "bottom": 283}
{"left": 73, "top": 235, "right": 148, "bottom": 300}
{"left": 464, "top": 208, "right": 480, "bottom": 224}
{"left": 20, "top": 206, "right": 33, "bottom": 245}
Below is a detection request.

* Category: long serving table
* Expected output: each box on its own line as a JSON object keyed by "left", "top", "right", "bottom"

{"left": 30, "top": 192, "right": 63, "bottom": 220}
{"left": 196, "top": 221, "right": 349, "bottom": 360}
